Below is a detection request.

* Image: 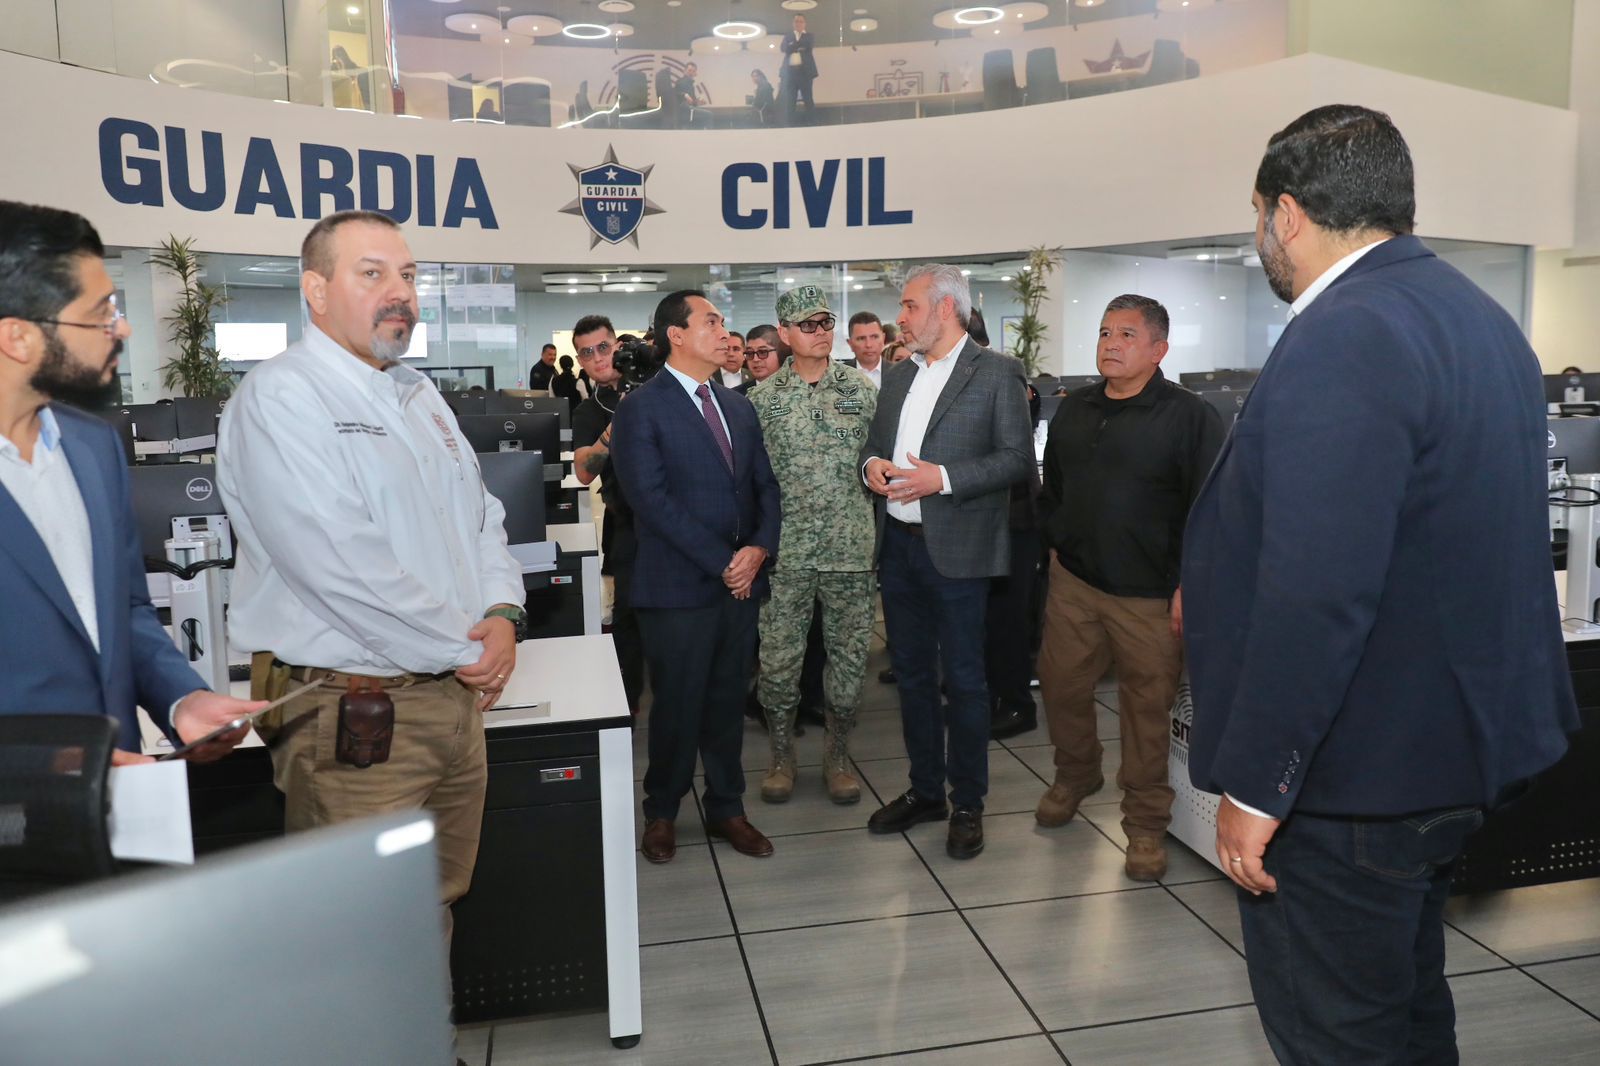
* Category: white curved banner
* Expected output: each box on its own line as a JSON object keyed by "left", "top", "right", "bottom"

{"left": 0, "top": 50, "right": 1575, "bottom": 264}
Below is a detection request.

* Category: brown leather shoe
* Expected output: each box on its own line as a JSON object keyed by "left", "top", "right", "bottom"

{"left": 641, "top": 818, "right": 676, "bottom": 864}
{"left": 707, "top": 815, "right": 775, "bottom": 857}
{"left": 1125, "top": 835, "right": 1168, "bottom": 882}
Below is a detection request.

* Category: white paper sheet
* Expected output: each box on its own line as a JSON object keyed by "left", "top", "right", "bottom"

{"left": 107, "top": 761, "right": 194, "bottom": 865}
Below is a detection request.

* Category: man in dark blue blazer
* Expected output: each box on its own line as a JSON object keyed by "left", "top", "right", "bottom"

{"left": 1183, "top": 107, "right": 1577, "bottom": 1063}
{"left": 0, "top": 201, "right": 263, "bottom": 760}
{"left": 610, "top": 290, "right": 782, "bottom": 864}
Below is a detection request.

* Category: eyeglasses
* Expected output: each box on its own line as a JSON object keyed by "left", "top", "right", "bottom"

{"left": 745, "top": 346, "right": 778, "bottom": 359}
{"left": 575, "top": 338, "right": 614, "bottom": 360}
{"left": 791, "top": 315, "right": 835, "bottom": 334}
{"left": 28, "top": 293, "right": 126, "bottom": 339}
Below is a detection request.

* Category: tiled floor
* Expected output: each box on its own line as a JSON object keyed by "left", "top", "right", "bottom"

{"left": 463, "top": 647, "right": 1600, "bottom": 1065}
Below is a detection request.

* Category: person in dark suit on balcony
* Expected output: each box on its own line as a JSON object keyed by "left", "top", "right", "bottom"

{"left": 610, "top": 290, "right": 782, "bottom": 865}
{"left": 778, "top": 13, "right": 817, "bottom": 126}
{"left": 1184, "top": 104, "right": 1578, "bottom": 1064}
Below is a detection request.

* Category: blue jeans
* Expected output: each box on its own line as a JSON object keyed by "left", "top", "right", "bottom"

{"left": 1239, "top": 805, "right": 1485, "bottom": 1065}
{"left": 879, "top": 522, "right": 991, "bottom": 810}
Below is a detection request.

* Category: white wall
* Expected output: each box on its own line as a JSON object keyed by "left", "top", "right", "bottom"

{"left": 55, "top": 0, "right": 290, "bottom": 100}
{"left": 0, "top": 1, "right": 61, "bottom": 61}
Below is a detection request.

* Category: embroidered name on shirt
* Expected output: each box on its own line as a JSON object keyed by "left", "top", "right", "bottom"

{"left": 334, "top": 421, "right": 388, "bottom": 436}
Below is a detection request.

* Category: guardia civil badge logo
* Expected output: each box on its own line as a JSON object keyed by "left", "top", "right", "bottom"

{"left": 560, "top": 145, "right": 665, "bottom": 249}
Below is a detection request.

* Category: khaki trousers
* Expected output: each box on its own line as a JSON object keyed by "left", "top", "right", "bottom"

{"left": 251, "top": 654, "right": 488, "bottom": 931}
{"left": 1036, "top": 559, "right": 1181, "bottom": 837}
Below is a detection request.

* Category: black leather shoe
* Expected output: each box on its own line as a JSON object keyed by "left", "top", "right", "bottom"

{"left": 946, "top": 807, "right": 984, "bottom": 859}
{"left": 878, "top": 667, "right": 897, "bottom": 685}
{"left": 989, "top": 702, "right": 1038, "bottom": 740}
{"left": 867, "top": 789, "right": 948, "bottom": 834}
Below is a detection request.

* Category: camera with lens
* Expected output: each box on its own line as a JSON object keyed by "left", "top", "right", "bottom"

{"left": 611, "top": 336, "right": 663, "bottom": 392}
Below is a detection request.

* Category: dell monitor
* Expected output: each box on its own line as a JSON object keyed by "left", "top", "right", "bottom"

{"left": 1198, "top": 387, "right": 1251, "bottom": 425}
{"left": 172, "top": 396, "right": 228, "bottom": 442}
{"left": 456, "top": 412, "right": 561, "bottom": 460}
{"left": 128, "top": 465, "right": 232, "bottom": 567}
{"left": 1548, "top": 415, "right": 1600, "bottom": 476}
{"left": 486, "top": 392, "right": 572, "bottom": 433}
{"left": 476, "top": 449, "right": 548, "bottom": 546}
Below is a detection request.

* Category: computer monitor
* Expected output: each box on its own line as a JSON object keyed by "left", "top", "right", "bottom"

{"left": 172, "top": 396, "right": 228, "bottom": 442}
{"left": 1192, "top": 386, "right": 1250, "bottom": 424}
{"left": 112, "top": 402, "right": 181, "bottom": 464}
{"left": 1181, "top": 369, "right": 1259, "bottom": 388}
{"left": 486, "top": 392, "right": 572, "bottom": 433}
{"left": 1548, "top": 415, "right": 1600, "bottom": 475}
{"left": 1544, "top": 372, "right": 1600, "bottom": 405}
{"left": 456, "top": 412, "right": 561, "bottom": 460}
{"left": 440, "top": 391, "right": 488, "bottom": 418}
{"left": 1051, "top": 374, "right": 1103, "bottom": 396}
{"left": 97, "top": 409, "right": 137, "bottom": 464}
{"left": 1038, "top": 394, "right": 1064, "bottom": 427}
{"left": 0, "top": 813, "right": 453, "bottom": 1066}
{"left": 477, "top": 449, "right": 548, "bottom": 545}
{"left": 128, "top": 465, "right": 232, "bottom": 566}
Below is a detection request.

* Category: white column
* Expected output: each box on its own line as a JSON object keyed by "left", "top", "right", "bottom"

{"left": 119, "top": 250, "right": 185, "bottom": 401}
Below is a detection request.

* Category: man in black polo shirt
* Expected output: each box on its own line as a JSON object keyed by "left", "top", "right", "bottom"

{"left": 569, "top": 315, "right": 643, "bottom": 714}
{"left": 1035, "top": 294, "right": 1224, "bottom": 881}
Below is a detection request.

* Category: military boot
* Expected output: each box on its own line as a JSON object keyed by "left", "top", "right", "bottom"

{"left": 761, "top": 706, "right": 798, "bottom": 803}
{"left": 822, "top": 710, "right": 861, "bottom": 805}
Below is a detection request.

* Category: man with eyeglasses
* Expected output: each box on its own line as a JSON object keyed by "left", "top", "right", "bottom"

{"left": 570, "top": 314, "right": 644, "bottom": 715}
{"left": 749, "top": 286, "right": 878, "bottom": 804}
{"left": 739, "top": 325, "right": 781, "bottom": 395}
{"left": 216, "top": 210, "right": 526, "bottom": 962}
{"left": 0, "top": 199, "right": 264, "bottom": 759}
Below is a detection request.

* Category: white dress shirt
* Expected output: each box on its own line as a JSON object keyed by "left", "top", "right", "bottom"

{"left": 718, "top": 368, "right": 747, "bottom": 391}
{"left": 1287, "top": 239, "right": 1388, "bottom": 320}
{"left": 217, "top": 325, "right": 524, "bottom": 676}
{"left": 1225, "top": 238, "right": 1389, "bottom": 825}
{"left": 666, "top": 362, "right": 734, "bottom": 447}
{"left": 883, "top": 335, "right": 964, "bottom": 524}
{"left": 858, "top": 361, "right": 883, "bottom": 390}
{"left": 0, "top": 407, "right": 98, "bottom": 650}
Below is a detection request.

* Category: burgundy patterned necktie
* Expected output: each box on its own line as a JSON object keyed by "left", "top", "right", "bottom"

{"left": 695, "top": 382, "right": 735, "bottom": 471}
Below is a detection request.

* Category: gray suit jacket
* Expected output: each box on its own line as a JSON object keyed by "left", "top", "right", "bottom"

{"left": 860, "top": 338, "right": 1033, "bottom": 578}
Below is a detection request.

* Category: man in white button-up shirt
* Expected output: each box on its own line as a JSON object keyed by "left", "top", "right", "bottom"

{"left": 0, "top": 200, "right": 262, "bottom": 761}
{"left": 217, "top": 211, "right": 525, "bottom": 928}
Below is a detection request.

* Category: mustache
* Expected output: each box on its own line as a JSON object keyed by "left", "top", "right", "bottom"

{"left": 373, "top": 303, "right": 417, "bottom": 329}
{"left": 105, "top": 339, "right": 123, "bottom": 367}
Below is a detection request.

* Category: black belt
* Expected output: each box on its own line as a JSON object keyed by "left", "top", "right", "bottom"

{"left": 270, "top": 657, "right": 456, "bottom": 689}
{"left": 887, "top": 516, "right": 924, "bottom": 537}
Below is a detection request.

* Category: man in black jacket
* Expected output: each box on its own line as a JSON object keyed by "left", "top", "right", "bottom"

{"left": 778, "top": 13, "right": 817, "bottom": 126}
{"left": 1035, "top": 294, "right": 1224, "bottom": 881}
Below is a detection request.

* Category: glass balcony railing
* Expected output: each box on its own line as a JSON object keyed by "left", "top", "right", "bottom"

{"left": 3, "top": 0, "right": 1290, "bottom": 130}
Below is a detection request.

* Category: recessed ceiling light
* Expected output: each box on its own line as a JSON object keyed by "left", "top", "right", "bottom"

{"left": 506, "top": 14, "right": 563, "bottom": 36}
{"left": 713, "top": 20, "right": 765, "bottom": 39}
{"left": 781, "top": 0, "right": 818, "bottom": 10}
{"left": 853, "top": 284, "right": 864, "bottom": 290}
{"left": 562, "top": 22, "right": 611, "bottom": 39}
{"left": 842, "top": 275, "right": 854, "bottom": 281}
{"left": 631, "top": 275, "right": 642, "bottom": 282}
{"left": 598, "top": 0, "right": 634, "bottom": 11}
{"left": 1219, "top": 295, "right": 1227, "bottom": 300}
{"left": 346, "top": 4, "right": 360, "bottom": 14}
{"left": 784, "top": 276, "right": 795, "bottom": 283}
{"left": 1000, "top": 274, "right": 1013, "bottom": 281}
{"left": 851, "top": 17, "right": 878, "bottom": 32}
{"left": 960, "top": 269, "right": 972, "bottom": 276}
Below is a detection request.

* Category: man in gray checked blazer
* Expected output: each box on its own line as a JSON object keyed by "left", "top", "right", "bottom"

{"left": 859, "top": 263, "right": 1034, "bottom": 858}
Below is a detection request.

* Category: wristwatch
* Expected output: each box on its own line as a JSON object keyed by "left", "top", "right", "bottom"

{"left": 484, "top": 604, "right": 530, "bottom": 642}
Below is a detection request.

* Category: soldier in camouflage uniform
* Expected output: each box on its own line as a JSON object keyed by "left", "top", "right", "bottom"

{"left": 750, "top": 285, "right": 879, "bottom": 803}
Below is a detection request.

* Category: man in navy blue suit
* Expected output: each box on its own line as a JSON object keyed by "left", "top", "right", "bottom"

{"left": 0, "top": 201, "right": 263, "bottom": 761}
{"left": 1183, "top": 106, "right": 1577, "bottom": 1063}
{"left": 610, "top": 290, "right": 782, "bottom": 864}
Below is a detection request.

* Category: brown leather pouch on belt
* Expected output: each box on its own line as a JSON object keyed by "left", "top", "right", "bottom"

{"left": 335, "top": 678, "right": 394, "bottom": 768}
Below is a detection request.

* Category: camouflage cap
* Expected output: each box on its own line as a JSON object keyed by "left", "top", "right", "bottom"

{"left": 775, "top": 284, "right": 831, "bottom": 324}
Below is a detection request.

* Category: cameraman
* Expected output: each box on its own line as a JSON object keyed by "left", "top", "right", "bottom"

{"left": 571, "top": 314, "right": 644, "bottom": 714}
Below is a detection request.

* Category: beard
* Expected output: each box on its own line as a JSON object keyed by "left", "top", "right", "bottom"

{"left": 32, "top": 330, "right": 122, "bottom": 409}
{"left": 1258, "top": 222, "right": 1296, "bottom": 304}
{"left": 369, "top": 301, "right": 418, "bottom": 362}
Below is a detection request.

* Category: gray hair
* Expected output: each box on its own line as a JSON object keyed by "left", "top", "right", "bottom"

{"left": 905, "top": 263, "right": 971, "bottom": 328}
{"left": 1103, "top": 293, "right": 1169, "bottom": 342}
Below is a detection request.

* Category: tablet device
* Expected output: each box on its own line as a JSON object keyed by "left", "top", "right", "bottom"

{"left": 156, "top": 678, "right": 326, "bottom": 761}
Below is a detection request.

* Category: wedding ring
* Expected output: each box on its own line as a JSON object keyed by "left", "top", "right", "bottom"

{"left": 1229, "top": 856, "right": 1244, "bottom": 864}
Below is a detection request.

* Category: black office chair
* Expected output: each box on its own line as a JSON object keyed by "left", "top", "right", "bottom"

{"left": 503, "top": 80, "right": 551, "bottom": 126}
{"left": 446, "top": 77, "right": 475, "bottom": 121}
{"left": 983, "top": 49, "right": 1021, "bottom": 110}
{"left": 1139, "top": 39, "right": 1187, "bottom": 88}
{"left": 0, "top": 715, "right": 118, "bottom": 903}
{"left": 617, "top": 69, "right": 650, "bottom": 128}
{"left": 1024, "top": 47, "right": 1065, "bottom": 105}
{"left": 573, "top": 79, "right": 594, "bottom": 122}
{"left": 654, "top": 67, "right": 678, "bottom": 128}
